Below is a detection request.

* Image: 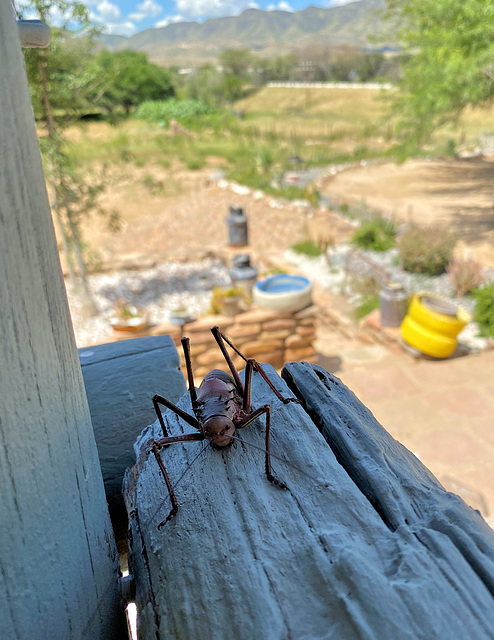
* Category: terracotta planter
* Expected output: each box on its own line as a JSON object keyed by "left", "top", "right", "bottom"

{"left": 110, "top": 316, "right": 149, "bottom": 333}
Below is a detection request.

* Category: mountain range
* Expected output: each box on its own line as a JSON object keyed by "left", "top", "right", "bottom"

{"left": 100, "top": 0, "right": 391, "bottom": 67}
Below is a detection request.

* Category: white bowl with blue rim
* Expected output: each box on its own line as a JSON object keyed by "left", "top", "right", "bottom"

{"left": 253, "top": 274, "right": 312, "bottom": 313}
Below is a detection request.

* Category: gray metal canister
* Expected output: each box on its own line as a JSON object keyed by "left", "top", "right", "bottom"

{"left": 226, "top": 205, "right": 248, "bottom": 246}
{"left": 379, "top": 281, "right": 408, "bottom": 327}
{"left": 230, "top": 254, "right": 258, "bottom": 295}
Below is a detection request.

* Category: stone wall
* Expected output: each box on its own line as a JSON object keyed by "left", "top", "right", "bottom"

{"left": 152, "top": 306, "right": 318, "bottom": 379}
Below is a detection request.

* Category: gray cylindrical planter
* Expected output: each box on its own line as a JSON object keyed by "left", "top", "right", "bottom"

{"left": 226, "top": 205, "right": 248, "bottom": 246}
{"left": 229, "top": 254, "right": 258, "bottom": 295}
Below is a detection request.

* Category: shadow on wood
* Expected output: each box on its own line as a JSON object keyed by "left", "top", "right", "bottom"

{"left": 124, "top": 362, "right": 494, "bottom": 640}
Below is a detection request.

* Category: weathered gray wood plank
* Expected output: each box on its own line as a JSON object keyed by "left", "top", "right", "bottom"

{"left": 126, "top": 363, "right": 494, "bottom": 639}
{"left": 0, "top": 5, "right": 124, "bottom": 638}
{"left": 283, "top": 363, "right": 494, "bottom": 597}
{"left": 80, "top": 335, "right": 186, "bottom": 513}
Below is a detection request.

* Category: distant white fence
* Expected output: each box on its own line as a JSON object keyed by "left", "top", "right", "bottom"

{"left": 267, "top": 81, "right": 393, "bottom": 89}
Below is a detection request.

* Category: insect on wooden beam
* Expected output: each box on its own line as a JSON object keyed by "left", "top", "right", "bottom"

{"left": 147, "top": 326, "right": 300, "bottom": 527}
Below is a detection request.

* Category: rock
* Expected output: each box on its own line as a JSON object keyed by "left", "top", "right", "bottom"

{"left": 230, "top": 183, "right": 251, "bottom": 195}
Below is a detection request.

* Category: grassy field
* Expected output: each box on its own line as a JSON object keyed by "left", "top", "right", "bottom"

{"left": 64, "top": 86, "right": 494, "bottom": 202}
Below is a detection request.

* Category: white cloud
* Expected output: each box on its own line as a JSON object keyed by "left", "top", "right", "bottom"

{"left": 324, "top": 0, "right": 356, "bottom": 6}
{"left": 137, "top": 0, "right": 163, "bottom": 18}
{"left": 105, "top": 20, "right": 138, "bottom": 36}
{"left": 267, "top": 1, "right": 294, "bottom": 11}
{"left": 155, "top": 15, "right": 184, "bottom": 28}
{"left": 90, "top": 1, "right": 138, "bottom": 35}
{"left": 173, "top": 0, "right": 252, "bottom": 18}
{"left": 96, "top": 0, "right": 121, "bottom": 21}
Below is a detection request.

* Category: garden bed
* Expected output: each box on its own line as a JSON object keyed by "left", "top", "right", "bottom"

{"left": 67, "top": 257, "right": 230, "bottom": 347}
{"left": 283, "top": 244, "right": 494, "bottom": 353}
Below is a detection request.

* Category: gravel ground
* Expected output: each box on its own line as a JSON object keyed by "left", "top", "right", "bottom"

{"left": 68, "top": 241, "right": 493, "bottom": 352}
{"left": 67, "top": 257, "right": 230, "bottom": 347}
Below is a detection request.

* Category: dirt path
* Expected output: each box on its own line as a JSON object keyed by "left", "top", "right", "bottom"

{"left": 320, "top": 157, "right": 494, "bottom": 266}
{"left": 76, "top": 156, "right": 494, "bottom": 272}
{"left": 79, "top": 169, "right": 355, "bottom": 272}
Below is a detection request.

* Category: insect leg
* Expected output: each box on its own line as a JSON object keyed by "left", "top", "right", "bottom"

{"left": 237, "top": 404, "right": 288, "bottom": 490}
{"left": 151, "top": 443, "right": 179, "bottom": 527}
{"left": 211, "top": 326, "right": 299, "bottom": 405}
{"left": 242, "top": 358, "right": 255, "bottom": 413}
{"left": 150, "top": 433, "right": 206, "bottom": 528}
{"left": 153, "top": 394, "right": 200, "bottom": 438}
{"left": 181, "top": 336, "right": 198, "bottom": 407}
{"left": 247, "top": 360, "right": 301, "bottom": 406}
{"left": 210, "top": 325, "right": 244, "bottom": 395}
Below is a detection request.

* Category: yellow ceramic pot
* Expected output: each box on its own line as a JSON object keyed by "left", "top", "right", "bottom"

{"left": 400, "top": 294, "right": 469, "bottom": 358}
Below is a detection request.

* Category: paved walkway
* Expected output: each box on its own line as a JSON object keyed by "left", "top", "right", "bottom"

{"left": 314, "top": 323, "right": 494, "bottom": 529}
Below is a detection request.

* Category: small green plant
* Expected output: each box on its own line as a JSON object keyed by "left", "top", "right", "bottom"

{"left": 186, "top": 159, "right": 205, "bottom": 170}
{"left": 113, "top": 299, "right": 141, "bottom": 319}
{"left": 262, "top": 267, "right": 287, "bottom": 277}
{"left": 447, "top": 255, "right": 486, "bottom": 297}
{"left": 208, "top": 286, "right": 250, "bottom": 315}
{"left": 135, "top": 99, "right": 214, "bottom": 123}
{"left": 303, "top": 185, "right": 320, "bottom": 207}
{"left": 473, "top": 284, "right": 494, "bottom": 336}
{"left": 290, "top": 239, "right": 323, "bottom": 257}
{"left": 445, "top": 138, "right": 457, "bottom": 156}
{"left": 255, "top": 148, "right": 274, "bottom": 174}
{"left": 142, "top": 174, "right": 166, "bottom": 195}
{"left": 398, "top": 223, "right": 457, "bottom": 275}
{"left": 355, "top": 294, "right": 380, "bottom": 320}
{"left": 353, "top": 144, "right": 369, "bottom": 159}
{"left": 351, "top": 216, "right": 396, "bottom": 252}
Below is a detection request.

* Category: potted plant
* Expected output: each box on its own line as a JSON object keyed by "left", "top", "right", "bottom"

{"left": 209, "top": 286, "right": 250, "bottom": 317}
{"left": 169, "top": 306, "right": 195, "bottom": 327}
{"left": 110, "top": 299, "right": 150, "bottom": 332}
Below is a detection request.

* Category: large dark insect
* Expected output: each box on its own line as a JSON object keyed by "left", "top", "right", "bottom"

{"left": 149, "top": 325, "right": 299, "bottom": 527}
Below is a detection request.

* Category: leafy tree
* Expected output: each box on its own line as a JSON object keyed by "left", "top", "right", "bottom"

{"left": 86, "top": 50, "right": 175, "bottom": 114}
{"left": 18, "top": 0, "right": 118, "bottom": 313}
{"left": 218, "top": 48, "right": 254, "bottom": 79}
{"left": 256, "top": 53, "right": 298, "bottom": 83}
{"left": 355, "top": 52, "right": 385, "bottom": 81}
{"left": 23, "top": 33, "right": 95, "bottom": 122}
{"left": 385, "top": 0, "right": 494, "bottom": 147}
{"left": 184, "top": 65, "right": 245, "bottom": 105}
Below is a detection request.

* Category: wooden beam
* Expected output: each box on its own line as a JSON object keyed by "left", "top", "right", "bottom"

{"left": 125, "top": 362, "right": 494, "bottom": 639}
{"left": 0, "top": 5, "right": 124, "bottom": 638}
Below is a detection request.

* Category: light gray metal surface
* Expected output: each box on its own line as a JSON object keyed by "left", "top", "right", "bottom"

{"left": 17, "top": 20, "right": 51, "bottom": 48}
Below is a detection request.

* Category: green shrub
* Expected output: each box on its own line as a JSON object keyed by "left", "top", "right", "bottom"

{"left": 398, "top": 224, "right": 457, "bottom": 275}
{"left": 355, "top": 294, "right": 380, "bottom": 320}
{"left": 351, "top": 216, "right": 396, "bottom": 252}
{"left": 290, "top": 239, "right": 323, "bottom": 257}
{"left": 186, "top": 159, "right": 205, "bottom": 170}
{"left": 135, "top": 99, "right": 213, "bottom": 123}
{"left": 473, "top": 284, "right": 494, "bottom": 336}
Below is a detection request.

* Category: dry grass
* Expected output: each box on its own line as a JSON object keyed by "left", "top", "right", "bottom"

{"left": 235, "top": 87, "right": 392, "bottom": 145}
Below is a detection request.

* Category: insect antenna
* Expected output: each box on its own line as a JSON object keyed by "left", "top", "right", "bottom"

{"left": 147, "top": 440, "right": 210, "bottom": 526}
{"left": 225, "top": 433, "right": 329, "bottom": 487}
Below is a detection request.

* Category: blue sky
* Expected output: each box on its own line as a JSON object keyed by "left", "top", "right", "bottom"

{"left": 81, "top": 0, "right": 357, "bottom": 37}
